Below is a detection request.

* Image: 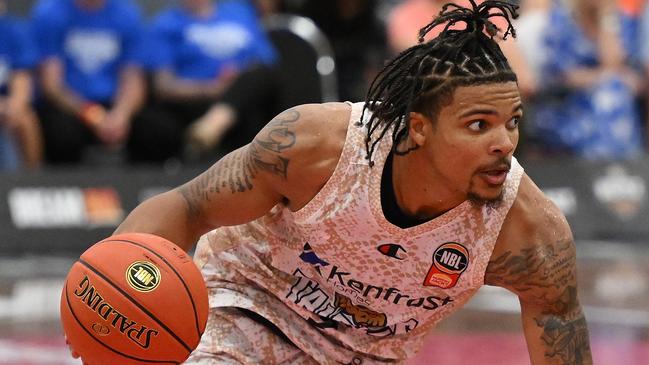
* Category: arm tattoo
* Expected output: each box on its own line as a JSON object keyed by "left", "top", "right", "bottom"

{"left": 485, "top": 240, "right": 592, "bottom": 364}
{"left": 535, "top": 287, "right": 592, "bottom": 364}
{"left": 254, "top": 109, "right": 299, "bottom": 153}
{"left": 485, "top": 239, "right": 575, "bottom": 293}
{"left": 178, "top": 109, "right": 300, "bottom": 216}
{"left": 249, "top": 109, "right": 300, "bottom": 178}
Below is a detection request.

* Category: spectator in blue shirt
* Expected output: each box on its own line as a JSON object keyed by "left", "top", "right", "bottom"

{"left": 0, "top": 0, "right": 42, "bottom": 170}
{"left": 32, "top": 0, "right": 153, "bottom": 164}
{"left": 139, "top": 0, "right": 277, "bottom": 160}
{"left": 528, "top": 0, "right": 644, "bottom": 160}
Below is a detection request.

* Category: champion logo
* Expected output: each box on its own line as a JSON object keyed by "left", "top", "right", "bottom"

{"left": 376, "top": 243, "right": 406, "bottom": 260}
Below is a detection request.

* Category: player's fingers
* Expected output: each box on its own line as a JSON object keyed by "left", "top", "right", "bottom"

{"left": 69, "top": 346, "right": 80, "bottom": 359}
{"left": 64, "top": 336, "right": 80, "bottom": 359}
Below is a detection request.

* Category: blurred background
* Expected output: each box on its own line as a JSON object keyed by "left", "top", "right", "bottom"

{"left": 0, "top": 0, "right": 648, "bottom": 364}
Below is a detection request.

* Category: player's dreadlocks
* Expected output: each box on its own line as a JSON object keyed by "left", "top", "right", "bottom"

{"left": 362, "top": 0, "right": 519, "bottom": 166}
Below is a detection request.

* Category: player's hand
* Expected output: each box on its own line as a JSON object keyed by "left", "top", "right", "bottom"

{"left": 65, "top": 335, "right": 91, "bottom": 365}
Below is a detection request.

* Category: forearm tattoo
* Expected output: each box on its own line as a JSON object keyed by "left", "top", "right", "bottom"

{"left": 485, "top": 240, "right": 592, "bottom": 364}
{"left": 535, "top": 290, "right": 591, "bottom": 365}
{"left": 178, "top": 109, "right": 300, "bottom": 217}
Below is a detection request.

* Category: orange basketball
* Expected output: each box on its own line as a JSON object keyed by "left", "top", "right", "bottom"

{"left": 60, "top": 233, "right": 209, "bottom": 364}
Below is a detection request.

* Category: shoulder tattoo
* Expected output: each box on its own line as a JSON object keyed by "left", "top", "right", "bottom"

{"left": 248, "top": 108, "right": 300, "bottom": 178}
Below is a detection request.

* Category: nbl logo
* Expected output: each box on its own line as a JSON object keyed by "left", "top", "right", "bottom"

{"left": 126, "top": 261, "right": 161, "bottom": 292}
{"left": 423, "top": 243, "right": 469, "bottom": 289}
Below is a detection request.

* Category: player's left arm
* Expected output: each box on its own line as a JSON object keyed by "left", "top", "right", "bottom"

{"left": 517, "top": 234, "right": 592, "bottom": 365}
{"left": 485, "top": 177, "right": 592, "bottom": 364}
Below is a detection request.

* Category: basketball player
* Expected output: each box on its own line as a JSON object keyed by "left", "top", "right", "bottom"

{"left": 72, "top": 1, "right": 592, "bottom": 364}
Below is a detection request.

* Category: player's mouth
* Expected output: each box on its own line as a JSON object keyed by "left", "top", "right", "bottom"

{"left": 478, "top": 165, "right": 510, "bottom": 186}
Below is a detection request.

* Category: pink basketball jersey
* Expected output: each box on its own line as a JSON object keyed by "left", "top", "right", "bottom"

{"left": 194, "top": 102, "right": 524, "bottom": 363}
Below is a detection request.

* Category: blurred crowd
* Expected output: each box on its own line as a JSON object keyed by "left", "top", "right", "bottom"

{"left": 1, "top": 0, "right": 649, "bottom": 170}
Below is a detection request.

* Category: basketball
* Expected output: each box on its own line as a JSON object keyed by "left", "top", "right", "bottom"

{"left": 60, "top": 233, "right": 209, "bottom": 364}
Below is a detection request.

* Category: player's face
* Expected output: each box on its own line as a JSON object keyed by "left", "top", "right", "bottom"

{"left": 421, "top": 82, "right": 522, "bottom": 203}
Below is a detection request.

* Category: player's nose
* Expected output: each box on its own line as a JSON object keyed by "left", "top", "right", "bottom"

{"left": 488, "top": 126, "right": 515, "bottom": 156}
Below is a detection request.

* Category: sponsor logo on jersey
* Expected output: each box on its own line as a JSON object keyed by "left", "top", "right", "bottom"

{"left": 376, "top": 243, "right": 406, "bottom": 260}
{"left": 288, "top": 269, "right": 427, "bottom": 337}
{"left": 292, "top": 243, "right": 456, "bottom": 337}
{"left": 424, "top": 242, "right": 469, "bottom": 288}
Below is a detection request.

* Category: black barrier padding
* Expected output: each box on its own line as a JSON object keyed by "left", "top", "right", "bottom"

{"left": 0, "top": 164, "right": 205, "bottom": 256}
{"left": 2, "top": 157, "right": 649, "bottom": 256}
{"left": 523, "top": 156, "right": 649, "bottom": 243}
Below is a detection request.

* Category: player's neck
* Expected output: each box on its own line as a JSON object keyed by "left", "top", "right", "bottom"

{"left": 391, "top": 150, "right": 466, "bottom": 220}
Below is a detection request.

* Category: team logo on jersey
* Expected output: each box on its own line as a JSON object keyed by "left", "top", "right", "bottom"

{"left": 423, "top": 242, "right": 469, "bottom": 288}
{"left": 335, "top": 292, "right": 388, "bottom": 328}
{"left": 299, "top": 242, "right": 329, "bottom": 276}
{"left": 376, "top": 243, "right": 406, "bottom": 260}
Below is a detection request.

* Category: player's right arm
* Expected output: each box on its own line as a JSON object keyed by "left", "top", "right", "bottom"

{"left": 115, "top": 103, "right": 348, "bottom": 251}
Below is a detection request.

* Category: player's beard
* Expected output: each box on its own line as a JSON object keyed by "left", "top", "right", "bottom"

{"left": 467, "top": 188, "right": 504, "bottom": 209}
{"left": 466, "top": 175, "right": 506, "bottom": 208}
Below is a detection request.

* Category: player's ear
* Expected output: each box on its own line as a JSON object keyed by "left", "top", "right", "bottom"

{"left": 408, "top": 112, "right": 430, "bottom": 147}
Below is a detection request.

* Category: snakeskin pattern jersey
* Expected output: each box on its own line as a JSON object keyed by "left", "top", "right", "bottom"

{"left": 191, "top": 102, "right": 524, "bottom": 364}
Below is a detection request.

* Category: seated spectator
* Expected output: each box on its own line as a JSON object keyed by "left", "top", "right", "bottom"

{"left": 386, "top": 0, "right": 536, "bottom": 97}
{"left": 143, "top": 0, "right": 277, "bottom": 160}
{"left": 31, "top": 0, "right": 153, "bottom": 164}
{"left": 530, "top": 0, "right": 644, "bottom": 160}
{"left": 0, "top": 0, "right": 42, "bottom": 170}
{"left": 173, "top": 0, "right": 342, "bottom": 159}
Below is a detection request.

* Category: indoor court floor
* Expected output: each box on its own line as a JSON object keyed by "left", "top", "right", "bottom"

{"left": 0, "top": 240, "right": 647, "bottom": 365}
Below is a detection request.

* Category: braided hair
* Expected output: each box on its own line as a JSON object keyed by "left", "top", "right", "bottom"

{"left": 361, "top": 0, "right": 519, "bottom": 166}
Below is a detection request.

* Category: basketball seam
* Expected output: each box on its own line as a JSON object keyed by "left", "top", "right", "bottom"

{"left": 79, "top": 259, "right": 193, "bottom": 353}
{"left": 64, "top": 282, "right": 181, "bottom": 364}
{"left": 99, "top": 238, "right": 204, "bottom": 340}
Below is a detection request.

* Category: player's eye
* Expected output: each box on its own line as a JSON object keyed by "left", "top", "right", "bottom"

{"left": 506, "top": 117, "right": 520, "bottom": 129}
{"left": 468, "top": 120, "right": 487, "bottom": 132}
